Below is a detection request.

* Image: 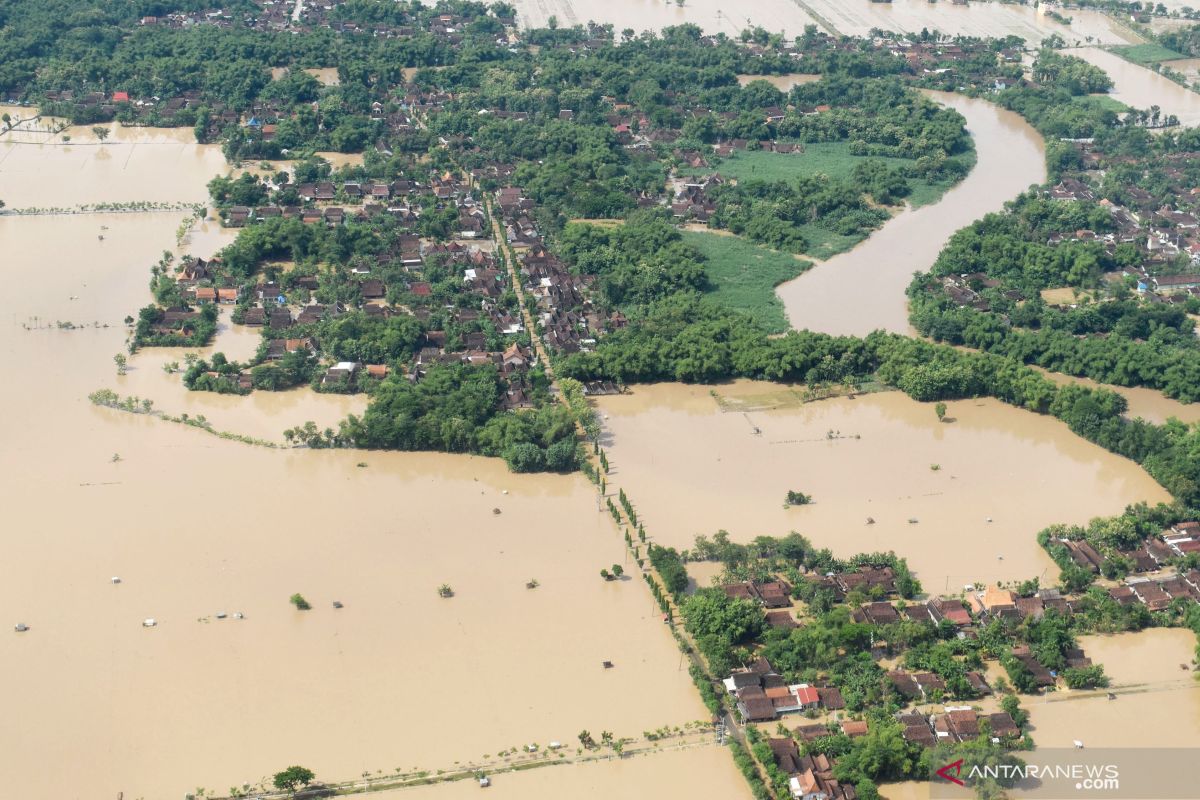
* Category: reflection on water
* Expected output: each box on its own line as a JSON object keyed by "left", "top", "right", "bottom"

{"left": 597, "top": 382, "right": 1169, "bottom": 588}
{"left": 777, "top": 92, "right": 1046, "bottom": 336}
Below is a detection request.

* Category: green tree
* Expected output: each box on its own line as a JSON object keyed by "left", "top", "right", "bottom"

{"left": 272, "top": 766, "right": 315, "bottom": 795}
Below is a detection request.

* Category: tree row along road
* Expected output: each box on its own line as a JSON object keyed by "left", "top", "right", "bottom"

{"left": 207, "top": 729, "right": 718, "bottom": 800}
{"left": 478, "top": 184, "right": 771, "bottom": 796}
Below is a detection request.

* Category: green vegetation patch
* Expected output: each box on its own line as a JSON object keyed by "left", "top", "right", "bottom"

{"left": 1111, "top": 43, "right": 1186, "bottom": 66}
{"left": 686, "top": 143, "right": 914, "bottom": 182}
{"left": 1071, "top": 94, "right": 1129, "bottom": 114}
{"left": 687, "top": 141, "right": 975, "bottom": 214}
{"left": 682, "top": 230, "right": 810, "bottom": 333}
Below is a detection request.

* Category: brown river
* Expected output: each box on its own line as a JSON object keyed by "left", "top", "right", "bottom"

{"left": 1068, "top": 46, "right": 1200, "bottom": 127}
{"left": 777, "top": 90, "right": 1047, "bottom": 336}
{"left": 0, "top": 117, "right": 733, "bottom": 799}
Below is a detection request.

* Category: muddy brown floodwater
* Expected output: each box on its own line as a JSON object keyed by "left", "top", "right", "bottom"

{"left": 508, "top": 0, "right": 1136, "bottom": 43}
{"left": 776, "top": 92, "right": 1046, "bottom": 337}
{"left": 1068, "top": 47, "right": 1200, "bottom": 127}
{"left": 368, "top": 745, "right": 749, "bottom": 800}
{"left": 1039, "top": 370, "right": 1200, "bottom": 427}
{"left": 0, "top": 120, "right": 736, "bottom": 800}
{"left": 596, "top": 383, "right": 1170, "bottom": 589}
{"left": 1025, "top": 628, "right": 1200, "bottom": 750}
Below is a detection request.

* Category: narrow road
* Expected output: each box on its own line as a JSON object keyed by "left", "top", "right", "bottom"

{"left": 483, "top": 196, "right": 560, "bottom": 389}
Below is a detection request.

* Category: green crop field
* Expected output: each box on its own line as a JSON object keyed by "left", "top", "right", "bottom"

{"left": 683, "top": 140, "right": 975, "bottom": 213}
{"left": 683, "top": 230, "right": 811, "bottom": 333}
{"left": 1111, "top": 43, "right": 1185, "bottom": 65}
{"left": 1071, "top": 94, "right": 1129, "bottom": 114}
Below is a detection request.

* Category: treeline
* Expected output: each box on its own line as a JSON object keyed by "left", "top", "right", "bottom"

{"left": 906, "top": 193, "right": 1200, "bottom": 404}
{"left": 340, "top": 364, "right": 579, "bottom": 472}
{"left": 556, "top": 292, "right": 1200, "bottom": 504}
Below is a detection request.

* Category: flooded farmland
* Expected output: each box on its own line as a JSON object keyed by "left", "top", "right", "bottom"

{"left": 509, "top": 0, "right": 819, "bottom": 36}
{"left": 0, "top": 122, "right": 718, "bottom": 799}
{"left": 1067, "top": 47, "right": 1200, "bottom": 127}
{"left": 509, "top": 0, "right": 1136, "bottom": 43}
{"left": 1026, "top": 628, "right": 1200, "bottom": 749}
{"left": 799, "top": 0, "right": 1136, "bottom": 44}
{"left": 777, "top": 92, "right": 1046, "bottom": 337}
{"left": 595, "top": 383, "right": 1170, "bottom": 589}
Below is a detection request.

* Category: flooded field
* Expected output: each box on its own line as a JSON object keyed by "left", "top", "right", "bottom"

{"left": 1026, "top": 628, "right": 1200, "bottom": 749}
{"left": 1068, "top": 47, "right": 1200, "bottom": 126}
{"left": 596, "top": 383, "right": 1170, "bottom": 589}
{"left": 777, "top": 92, "right": 1045, "bottom": 336}
{"left": 509, "top": 0, "right": 817, "bottom": 36}
{"left": 800, "top": 0, "right": 1136, "bottom": 44}
{"left": 0, "top": 108, "right": 227, "bottom": 208}
{"left": 0, "top": 122, "right": 713, "bottom": 799}
{"left": 508, "top": 0, "right": 1135, "bottom": 42}
{"left": 369, "top": 745, "right": 750, "bottom": 800}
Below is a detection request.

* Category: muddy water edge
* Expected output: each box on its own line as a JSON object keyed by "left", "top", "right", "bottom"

{"left": 776, "top": 92, "right": 1047, "bottom": 336}
{"left": 0, "top": 120, "right": 732, "bottom": 799}
{"left": 595, "top": 383, "right": 1170, "bottom": 590}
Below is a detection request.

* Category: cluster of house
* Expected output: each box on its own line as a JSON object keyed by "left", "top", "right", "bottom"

{"left": 138, "top": 2, "right": 513, "bottom": 39}
{"left": 897, "top": 706, "right": 1021, "bottom": 748}
{"left": 494, "top": 187, "right": 627, "bottom": 355}
{"left": 671, "top": 174, "right": 723, "bottom": 222}
{"left": 725, "top": 657, "right": 846, "bottom": 724}
{"left": 750, "top": 680, "right": 1021, "bottom": 798}
{"left": 938, "top": 271, "right": 1023, "bottom": 312}
{"left": 171, "top": 226, "right": 536, "bottom": 399}
{"left": 1045, "top": 172, "right": 1200, "bottom": 304}
{"left": 223, "top": 172, "right": 485, "bottom": 235}
{"left": 768, "top": 737, "right": 859, "bottom": 800}
{"left": 1056, "top": 523, "right": 1200, "bottom": 613}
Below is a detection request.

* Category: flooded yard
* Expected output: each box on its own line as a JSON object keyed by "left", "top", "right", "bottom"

{"left": 776, "top": 92, "right": 1045, "bottom": 336}
{"left": 595, "top": 383, "right": 1169, "bottom": 589}
{"left": 0, "top": 120, "right": 714, "bottom": 799}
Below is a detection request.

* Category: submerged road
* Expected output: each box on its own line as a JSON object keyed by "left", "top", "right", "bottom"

{"left": 776, "top": 92, "right": 1046, "bottom": 337}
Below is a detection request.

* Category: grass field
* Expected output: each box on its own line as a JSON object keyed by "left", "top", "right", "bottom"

{"left": 1072, "top": 94, "right": 1130, "bottom": 114}
{"left": 684, "top": 141, "right": 976, "bottom": 212}
{"left": 1111, "top": 43, "right": 1186, "bottom": 65}
{"left": 683, "top": 230, "right": 811, "bottom": 333}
